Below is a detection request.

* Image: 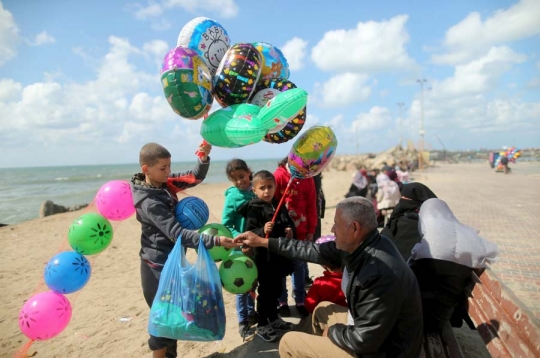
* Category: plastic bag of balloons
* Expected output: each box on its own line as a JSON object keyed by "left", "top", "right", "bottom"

{"left": 161, "top": 46, "right": 213, "bottom": 119}
{"left": 177, "top": 17, "right": 231, "bottom": 77}
{"left": 148, "top": 236, "right": 225, "bottom": 341}
{"left": 288, "top": 126, "right": 338, "bottom": 179}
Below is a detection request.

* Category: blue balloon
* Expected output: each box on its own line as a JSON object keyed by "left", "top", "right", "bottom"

{"left": 175, "top": 197, "right": 209, "bottom": 230}
{"left": 44, "top": 251, "right": 92, "bottom": 294}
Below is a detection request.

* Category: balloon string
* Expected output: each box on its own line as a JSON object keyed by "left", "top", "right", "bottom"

{"left": 265, "top": 177, "right": 294, "bottom": 238}
{"left": 13, "top": 339, "right": 34, "bottom": 358}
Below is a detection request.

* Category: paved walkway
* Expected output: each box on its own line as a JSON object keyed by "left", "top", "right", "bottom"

{"left": 412, "top": 161, "right": 540, "bottom": 321}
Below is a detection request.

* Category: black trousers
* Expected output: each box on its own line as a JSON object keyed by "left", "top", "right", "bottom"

{"left": 141, "top": 260, "right": 177, "bottom": 358}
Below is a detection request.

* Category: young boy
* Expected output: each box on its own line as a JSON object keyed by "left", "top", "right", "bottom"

{"left": 130, "top": 142, "right": 239, "bottom": 358}
{"left": 241, "top": 170, "right": 296, "bottom": 342}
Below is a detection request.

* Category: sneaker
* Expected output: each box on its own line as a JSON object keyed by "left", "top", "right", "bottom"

{"left": 248, "top": 312, "right": 259, "bottom": 326}
{"left": 278, "top": 304, "right": 291, "bottom": 317}
{"left": 305, "top": 276, "right": 314, "bottom": 287}
{"left": 296, "top": 304, "right": 309, "bottom": 317}
{"left": 257, "top": 324, "right": 278, "bottom": 342}
{"left": 270, "top": 317, "right": 295, "bottom": 332}
{"left": 239, "top": 321, "right": 254, "bottom": 341}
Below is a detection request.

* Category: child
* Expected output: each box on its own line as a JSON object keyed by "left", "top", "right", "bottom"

{"left": 241, "top": 170, "right": 296, "bottom": 342}
{"left": 221, "top": 159, "right": 258, "bottom": 339}
{"left": 130, "top": 142, "right": 240, "bottom": 358}
{"left": 304, "top": 264, "right": 347, "bottom": 313}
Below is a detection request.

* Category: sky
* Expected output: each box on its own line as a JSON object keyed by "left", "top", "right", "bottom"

{"left": 0, "top": 0, "right": 539, "bottom": 168}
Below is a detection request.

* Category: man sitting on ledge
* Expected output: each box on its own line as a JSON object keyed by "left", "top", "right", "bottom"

{"left": 235, "top": 196, "right": 423, "bottom": 357}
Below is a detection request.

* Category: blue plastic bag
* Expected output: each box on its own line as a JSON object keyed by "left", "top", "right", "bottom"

{"left": 148, "top": 235, "right": 226, "bottom": 341}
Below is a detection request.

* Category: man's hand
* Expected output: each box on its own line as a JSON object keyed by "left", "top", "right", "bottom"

{"left": 219, "top": 237, "right": 242, "bottom": 249}
{"left": 234, "top": 231, "right": 268, "bottom": 248}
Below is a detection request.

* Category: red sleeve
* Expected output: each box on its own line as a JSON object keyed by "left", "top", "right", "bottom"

{"left": 305, "top": 178, "right": 318, "bottom": 233}
{"left": 273, "top": 167, "right": 291, "bottom": 201}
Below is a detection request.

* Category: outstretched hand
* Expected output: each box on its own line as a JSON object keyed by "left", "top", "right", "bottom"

{"left": 234, "top": 231, "right": 269, "bottom": 248}
{"left": 219, "top": 237, "right": 242, "bottom": 249}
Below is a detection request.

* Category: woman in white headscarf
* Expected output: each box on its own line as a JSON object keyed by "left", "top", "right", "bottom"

{"left": 375, "top": 172, "right": 401, "bottom": 221}
{"left": 409, "top": 198, "right": 499, "bottom": 332}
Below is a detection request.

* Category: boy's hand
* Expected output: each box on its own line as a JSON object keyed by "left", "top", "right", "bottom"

{"left": 197, "top": 141, "right": 212, "bottom": 162}
{"left": 285, "top": 227, "right": 293, "bottom": 239}
{"left": 264, "top": 222, "right": 274, "bottom": 235}
{"left": 219, "top": 237, "right": 241, "bottom": 249}
{"left": 305, "top": 233, "right": 314, "bottom": 241}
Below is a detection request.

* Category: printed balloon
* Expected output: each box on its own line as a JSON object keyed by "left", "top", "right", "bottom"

{"left": 250, "top": 78, "right": 307, "bottom": 144}
{"left": 200, "top": 104, "right": 265, "bottom": 147}
{"left": 253, "top": 42, "right": 290, "bottom": 81}
{"left": 161, "top": 46, "right": 213, "bottom": 119}
{"left": 288, "top": 126, "right": 338, "bottom": 179}
{"left": 177, "top": 17, "right": 230, "bottom": 76}
{"left": 67, "top": 212, "right": 114, "bottom": 255}
{"left": 44, "top": 251, "right": 92, "bottom": 294}
{"left": 213, "top": 43, "right": 262, "bottom": 107}
{"left": 257, "top": 88, "right": 307, "bottom": 133}
{"left": 198, "top": 223, "right": 233, "bottom": 261}
{"left": 95, "top": 180, "right": 135, "bottom": 221}
{"left": 19, "top": 291, "right": 72, "bottom": 341}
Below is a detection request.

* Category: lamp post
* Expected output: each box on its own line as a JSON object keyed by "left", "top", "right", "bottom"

{"left": 397, "top": 102, "right": 405, "bottom": 147}
{"left": 417, "top": 79, "right": 427, "bottom": 170}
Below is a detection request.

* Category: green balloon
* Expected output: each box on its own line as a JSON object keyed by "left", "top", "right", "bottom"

{"left": 219, "top": 255, "right": 258, "bottom": 294}
{"left": 68, "top": 212, "right": 113, "bottom": 255}
{"left": 198, "top": 223, "right": 233, "bottom": 261}
{"left": 161, "top": 69, "right": 212, "bottom": 119}
{"left": 257, "top": 88, "right": 308, "bottom": 131}
{"left": 200, "top": 104, "right": 265, "bottom": 148}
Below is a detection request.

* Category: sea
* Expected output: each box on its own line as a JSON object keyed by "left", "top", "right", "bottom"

{"left": 0, "top": 159, "right": 281, "bottom": 225}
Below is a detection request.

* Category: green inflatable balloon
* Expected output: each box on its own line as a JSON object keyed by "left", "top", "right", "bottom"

{"left": 200, "top": 104, "right": 265, "bottom": 148}
{"left": 257, "top": 88, "right": 308, "bottom": 132}
{"left": 198, "top": 223, "right": 233, "bottom": 261}
{"left": 219, "top": 255, "right": 258, "bottom": 294}
{"left": 68, "top": 212, "right": 113, "bottom": 255}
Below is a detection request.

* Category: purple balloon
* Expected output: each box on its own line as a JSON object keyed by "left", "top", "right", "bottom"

{"left": 315, "top": 234, "right": 335, "bottom": 245}
{"left": 161, "top": 46, "right": 199, "bottom": 74}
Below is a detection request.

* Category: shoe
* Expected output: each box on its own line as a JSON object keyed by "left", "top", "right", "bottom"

{"left": 305, "top": 276, "right": 314, "bottom": 286}
{"left": 257, "top": 324, "right": 278, "bottom": 342}
{"left": 239, "top": 321, "right": 255, "bottom": 341}
{"left": 296, "top": 304, "right": 309, "bottom": 317}
{"left": 248, "top": 312, "right": 259, "bottom": 326}
{"left": 278, "top": 304, "right": 291, "bottom": 317}
{"left": 270, "top": 317, "right": 295, "bottom": 332}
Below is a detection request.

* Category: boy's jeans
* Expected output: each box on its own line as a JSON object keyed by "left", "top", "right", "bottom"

{"left": 236, "top": 291, "right": 255, "bottom": 322}
{"left": 279, "top": 259, "right": 306, "bottom": 305}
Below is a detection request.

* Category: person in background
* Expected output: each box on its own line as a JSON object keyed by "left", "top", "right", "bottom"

{"left": 241, "top": 170, "right": 296, "bottom": 342}
{"left": 130, "top": 142, "right": 240, "bottom": 358}
{"left": 409, "top": 198, "right": 499, "bottom": 332}
{"left": 500, "top": 155, "right": 509, "bottom": 174}
{"left": 304, "top": 263, "right": 347, "bottom": 314}
{"left": 308, "top": 172, "right": 326, "bottom": 286}
{"left": 235, "top": 196, "right": 423, "bottom": 357}
{"left": 344, "top": 168, "right": 369, "bottom": 198}
{"left": 274, "top": 157, "right": 317, "bottom": 318}
{"left": 381, "top": 182, "right": 437, "bottom": 261}
{"left": 376, "top": 167, "right": 401, "bottom": 226}
{"left": 221, "top": 158, "right": 258, "bottom": 339}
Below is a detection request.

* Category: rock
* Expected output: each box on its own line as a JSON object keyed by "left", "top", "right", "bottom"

{"left": 39, "top": 201, "right": 88, "bottom": 218}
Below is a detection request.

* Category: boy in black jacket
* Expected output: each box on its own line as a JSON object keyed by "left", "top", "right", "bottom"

{"left": 241, "top": 170, "right": 296, "bottom": 342}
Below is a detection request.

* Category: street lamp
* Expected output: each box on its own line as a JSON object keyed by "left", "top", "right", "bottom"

{"left": 397, "top": 102, "right": 405, "bottom": 147}
{"left": 417, "top": 79, "right": 427, "bottom": 170}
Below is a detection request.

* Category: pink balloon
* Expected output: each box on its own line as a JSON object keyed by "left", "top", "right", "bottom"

{"left": 19, "top": 291, "right": 72, "bottom": 341}
{"left": 95, "top": 180, "right": 135, "bottom": 221}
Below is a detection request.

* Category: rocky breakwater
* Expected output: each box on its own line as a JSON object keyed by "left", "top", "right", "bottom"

{"left": 326, "top": 145, "right": 420, "bottom": 172}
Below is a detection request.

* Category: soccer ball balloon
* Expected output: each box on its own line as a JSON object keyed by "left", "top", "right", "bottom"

{"left": 219, "top": 255, "right": 258, "bottom": 294}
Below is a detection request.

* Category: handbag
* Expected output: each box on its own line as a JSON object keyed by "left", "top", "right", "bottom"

{"left": 148, "top": 235, "right": 226, "bottom": 341}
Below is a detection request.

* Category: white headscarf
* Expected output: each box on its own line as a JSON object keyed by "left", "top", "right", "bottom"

{"left": 410, "top": 198, "right": 499, "bottom": 268}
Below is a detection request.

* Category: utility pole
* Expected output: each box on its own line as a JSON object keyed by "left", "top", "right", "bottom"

{"left": 397, "top": 102, "right": 405, "bottom": 147}
{"left": 417, "top": 79, "right": 427, "bottom": 170}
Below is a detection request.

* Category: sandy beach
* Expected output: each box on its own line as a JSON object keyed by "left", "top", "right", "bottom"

{"left": 3, "top": 161, "right": 539, "bottom": 357}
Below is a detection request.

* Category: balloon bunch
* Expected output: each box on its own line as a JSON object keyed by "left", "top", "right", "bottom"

{"left": 494, "top": 146, "right": 521, "bottom": 169}
{"left": 17, "top": 180, "right": 135, "bottom": 351}
{"left": 160, "top": 17, "right": 308, "bottom": 147}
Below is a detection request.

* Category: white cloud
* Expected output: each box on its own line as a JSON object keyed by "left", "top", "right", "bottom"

{"left": 0, "top": 78, "right": 21, "bottom": 101}
{"left": 433, "top": 0, "right": 540, "bottom": 65}
{"left": 435, "top": 46, "right": 527, "bottom": 96}
{"left": 29, "top": 31, "right": 55, "bottom": 46}
{"left": 311, "top": 15, "right": 417, "bottom": 73}
{"left": 352, "top": 107, "right": 392, "bottom": 132}
{"left": 0, "top": 2, "right": 19, "bottom": 65}
{"left": 281, "top": 37, "right": 308, "bottom": 71}
{"left": 133, "top": 1, "right": 163, "bottom": 19}
{"left": 315, "top": 73, "right": 371, "bottom": 107}
{"left": 130, "top": 0, "right": 239, "bottom": 24}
